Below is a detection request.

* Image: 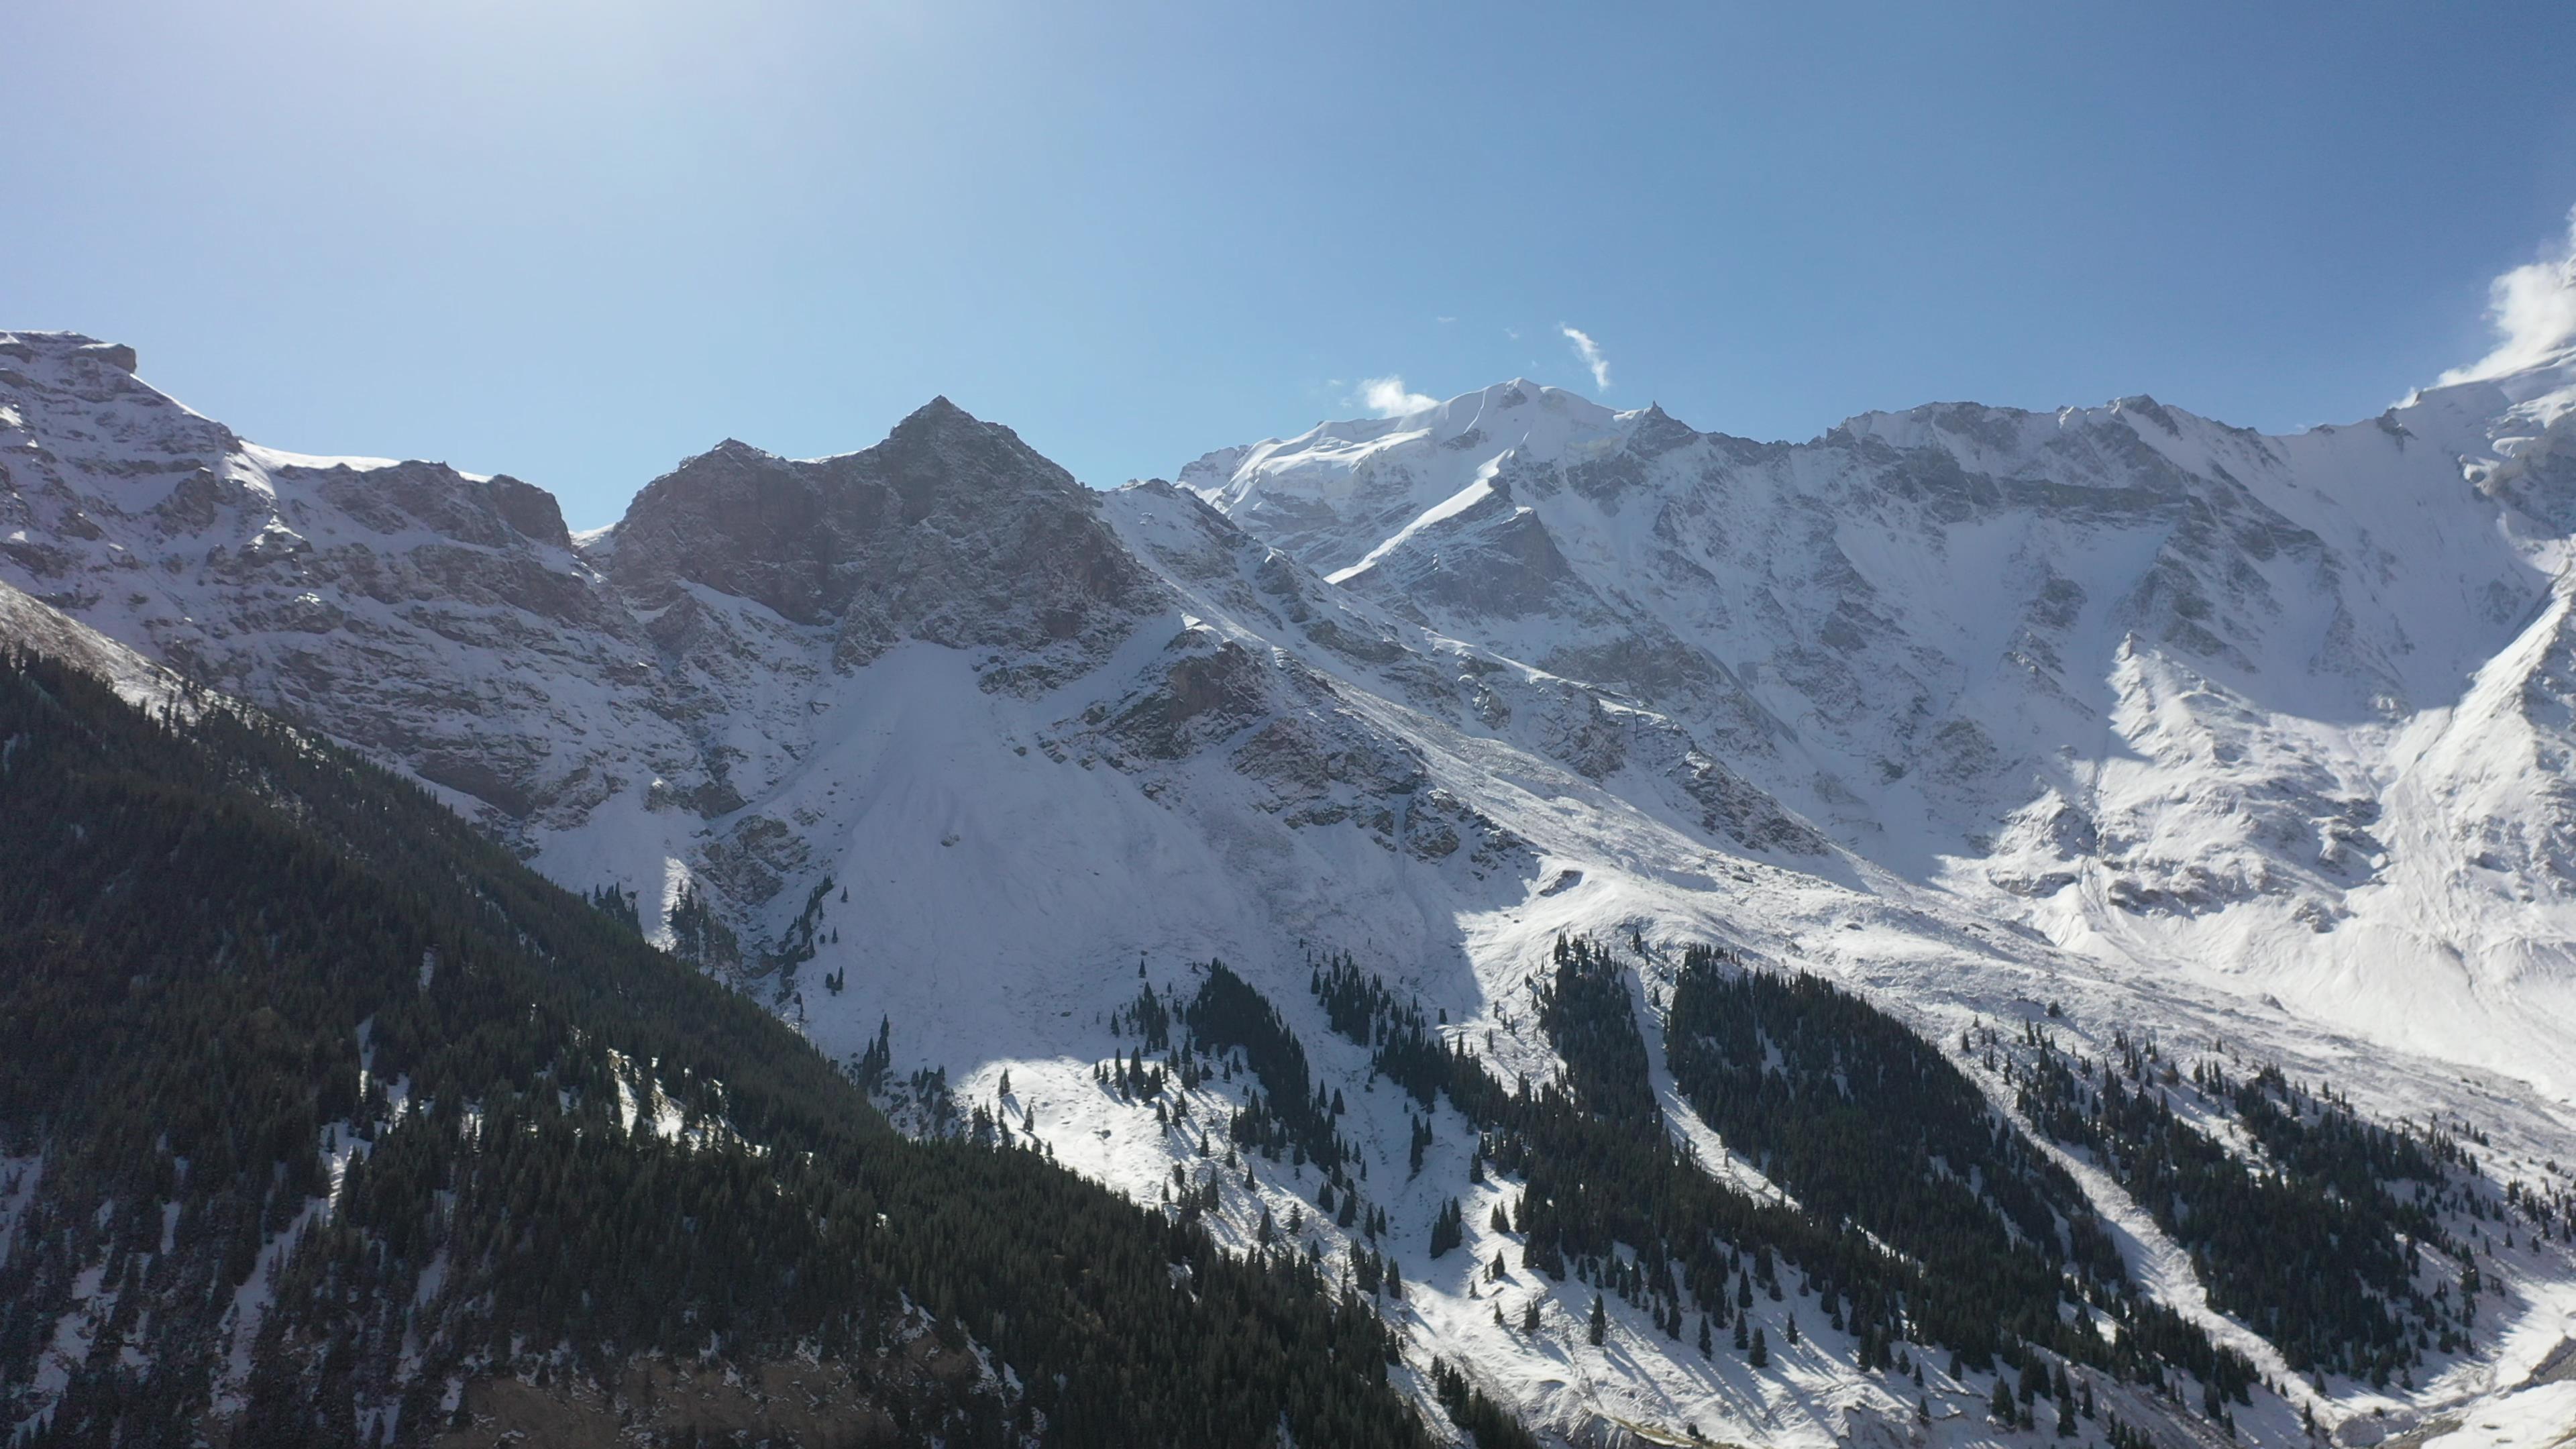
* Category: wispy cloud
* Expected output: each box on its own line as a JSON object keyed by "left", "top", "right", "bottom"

{"left": 1352, "top": 374, "right": 1438, "bottom": 417}
{"left": 2440, "top": 206, "right": 2576, "bottom": 384}
{"left": 1560, "top": 324, "right": 1611, "bottom": 392}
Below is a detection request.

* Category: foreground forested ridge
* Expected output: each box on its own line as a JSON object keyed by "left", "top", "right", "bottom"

{"left": 0, "top": 649, "right": 1442, "bottom": 1448}
{"left": 1307, "top": 938, "right": 2285, "bottom": 1434}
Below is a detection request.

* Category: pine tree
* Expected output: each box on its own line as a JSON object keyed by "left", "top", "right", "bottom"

{"left": 1750, "top": 1327, "right": 1770, "bottom": 1368}
{"left": 1588, "top": 1293, "right": 1607, "bottom": 1346}
{"left": 1430, "top": 1198, "right": 1464, "bottom": 1258}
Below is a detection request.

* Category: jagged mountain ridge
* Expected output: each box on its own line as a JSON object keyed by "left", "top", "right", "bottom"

{"left": 5, "top": 327, "right": 2576, "bottom": 1448}
{"left": 1180, "top": 359, "right": 2576, "bottom": 1096}
{"left": 0, "top": 329, "right": 1799, "bottom": 1024}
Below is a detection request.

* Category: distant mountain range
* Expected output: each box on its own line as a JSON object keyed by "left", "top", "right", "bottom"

{"left": 5, "top": 317, "right": 2574, "bottom": 1448}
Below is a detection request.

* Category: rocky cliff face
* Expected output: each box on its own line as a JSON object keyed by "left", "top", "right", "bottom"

{"left": 609, "top": 400, "right": 1152, "bottom": 678}
{"left": 1181, "top": 358, "right": 2576, "bottom": 1093}
{"left": 0, "top": 331, "right": 667, "bottom": 830}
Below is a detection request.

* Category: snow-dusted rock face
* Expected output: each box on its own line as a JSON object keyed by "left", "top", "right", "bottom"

{"left": 9, "top": 324, "right": 2576, "bottom": 1449}
{"left": 1183, "top": 358, "right": 2576, "bottom": 1097}
{"left": 0, "top": 327, "right": 1582, "bottom": 988}
{"left": 0, "top": 330, "right": 674, "bottom": 829}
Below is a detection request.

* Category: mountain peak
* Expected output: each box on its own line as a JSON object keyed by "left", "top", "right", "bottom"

{"left": 1452, "top": 376, "right": 1613, "bottom": 423}
{"left": 0, "top": 330, "right": 136, "bottom": 373}
{"left": 894, "top": 394, "right": 975, "bottom": 431}
{"left": 875, "top": 394, "right": 1076, "bottom": 500}
{"left": 606, "top": 392, "right": 1136, "bottom": 637}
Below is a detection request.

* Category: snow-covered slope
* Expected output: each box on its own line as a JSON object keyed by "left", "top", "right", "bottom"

{"left": 1181, "top": 349, "right": 2576, "bottom": 1105}
{"left": 7, "top": 322, "right": 2576, "bottom": 1448}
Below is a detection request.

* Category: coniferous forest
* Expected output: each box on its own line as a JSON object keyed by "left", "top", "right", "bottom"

{"left": 1312, "top": 936, "right": 2271, "bottom": 1431}
{"left": 0, "top": 651, "right": 1432, "bottom": 1448}
{"left": 2012, "top": 1021, "right": 2483, "bottom": 1388}
{"left": 1185, "top": 961, "right": 1348, "bottom": 1174}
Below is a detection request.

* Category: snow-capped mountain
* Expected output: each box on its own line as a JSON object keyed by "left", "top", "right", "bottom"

{"left": 6, "top": 320, "right": 2575, "bottom": 1449}
{"left": 1181, "top": 354, "right": 2576, "bottom": 1102}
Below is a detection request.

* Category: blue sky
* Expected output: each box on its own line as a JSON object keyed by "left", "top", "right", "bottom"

{"left": 9, "top": 1, "right": 2575, "bottom": 527}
